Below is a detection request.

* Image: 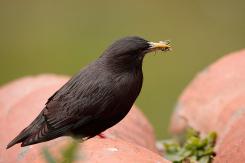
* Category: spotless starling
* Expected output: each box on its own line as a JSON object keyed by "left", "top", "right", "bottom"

{"left": 7, "top": 36, "right": 171, "bottom": 149}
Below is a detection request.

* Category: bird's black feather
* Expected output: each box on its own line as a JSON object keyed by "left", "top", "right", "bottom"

{"left": 7, "top": 36, "right": 158, "bottom": 148}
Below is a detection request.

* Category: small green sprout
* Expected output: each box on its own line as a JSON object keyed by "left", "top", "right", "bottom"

{"left": 43, "top": 140, "right": 80, "bottom": 163}
{"left": 162, "top": 128, "right": 217, "bottom": 163}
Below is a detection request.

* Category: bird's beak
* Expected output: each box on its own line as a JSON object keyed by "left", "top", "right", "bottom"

{"left": 148, "top": 40, "right": 171, "bottom": 52}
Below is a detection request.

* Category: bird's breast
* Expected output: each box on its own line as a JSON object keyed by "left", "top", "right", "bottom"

{"left": 113, "top": 70, "right": 143, "bottom": 102}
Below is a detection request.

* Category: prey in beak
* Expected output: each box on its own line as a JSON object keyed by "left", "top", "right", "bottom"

{"left": 148, "top": 40, "right": 171, "bottom": 52}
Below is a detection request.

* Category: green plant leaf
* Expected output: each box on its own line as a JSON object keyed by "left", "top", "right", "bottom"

{"left": 61, "top": 140, "right": 80, "bottom": 163}
{"left": 162, "top": 129, "right": 217, "bottom": 163}
{"left": 42, "top": 148, "right": 56, "bottom": 163}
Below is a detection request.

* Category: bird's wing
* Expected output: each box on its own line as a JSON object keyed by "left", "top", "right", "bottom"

{"left": 37, "top": 73, "right": 115, "bottom": 140}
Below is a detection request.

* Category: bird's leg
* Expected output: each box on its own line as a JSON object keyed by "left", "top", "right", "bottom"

{"left": 98, "top": 133, "right": 106, "bottom": 139}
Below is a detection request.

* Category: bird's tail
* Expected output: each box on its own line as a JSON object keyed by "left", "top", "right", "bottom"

{"left": 6, "top": 111, "right": 45, "bottom": 149}
{"left": 6, "top": 127, "right": 30, "bottom": 149}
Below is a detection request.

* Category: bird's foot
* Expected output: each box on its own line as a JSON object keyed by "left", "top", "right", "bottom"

{"left": 98, "top": 133, "right": 106, "bottom": 139}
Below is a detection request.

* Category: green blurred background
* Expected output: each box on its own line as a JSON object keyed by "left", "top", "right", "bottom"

{"left": 0, "top": 0, "right": 244, "bottom": 139}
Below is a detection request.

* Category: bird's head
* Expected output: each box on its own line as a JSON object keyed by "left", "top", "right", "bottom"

{"left": 100, "top": 36, "right": 171, "bottom": 71}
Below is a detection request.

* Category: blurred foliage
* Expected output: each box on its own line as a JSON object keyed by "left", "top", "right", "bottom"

{"left": 43, "top": 140, "right": 80, "bottom": 163}
{"left": 0, "top": 0, "right": 245, "bottom": 138}
{"left": 162, "top": 129, "right": 217, "bottom": 163}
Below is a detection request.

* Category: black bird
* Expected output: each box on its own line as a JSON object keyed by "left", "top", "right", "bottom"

{"left": 7, "top": 36, "right": 171, "bottom": 149}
